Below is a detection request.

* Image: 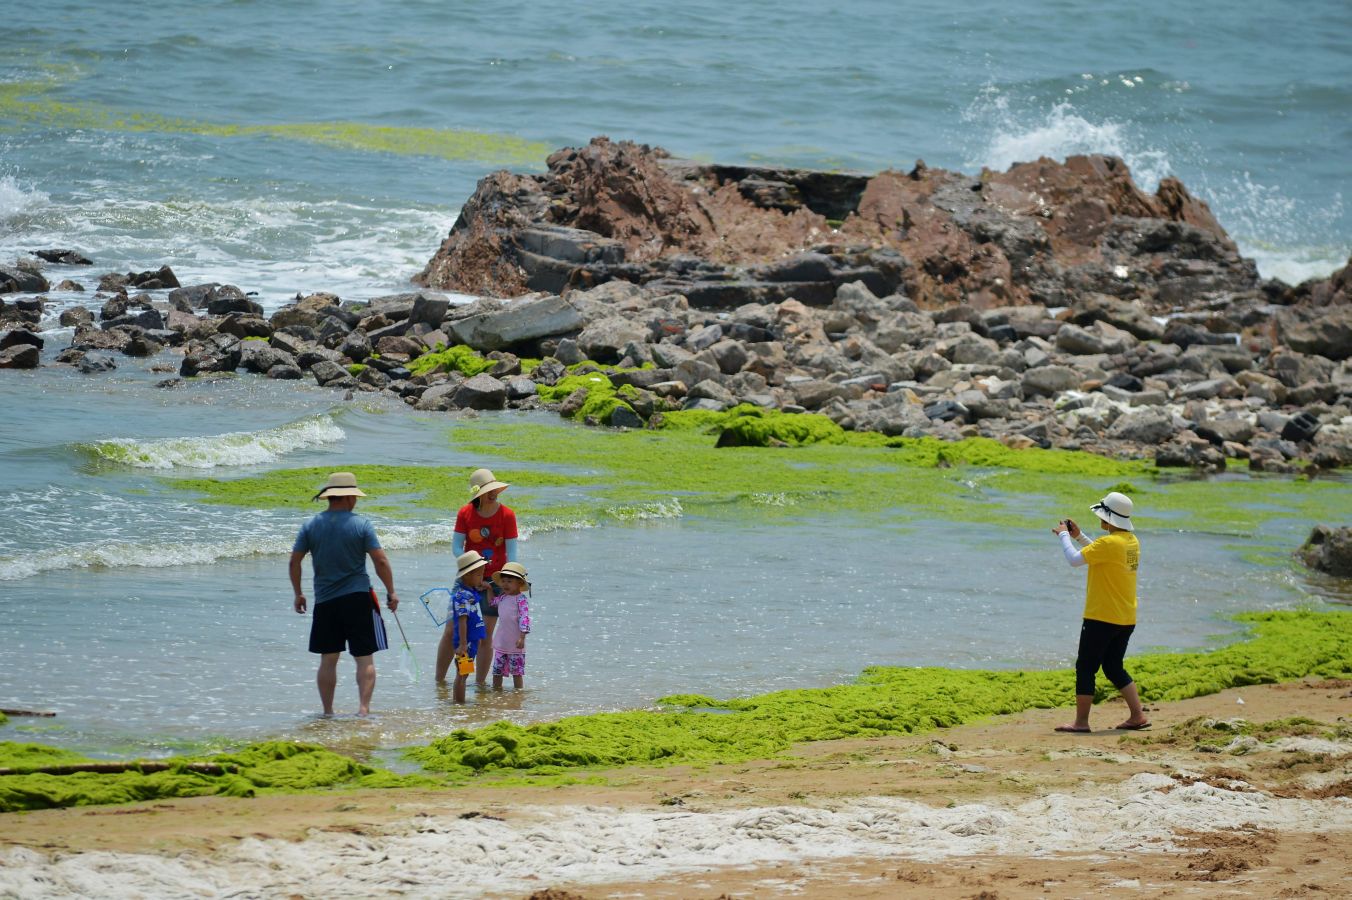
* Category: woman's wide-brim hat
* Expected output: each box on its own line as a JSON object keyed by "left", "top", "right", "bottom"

{"left": 491, "top": 561, "right": 531, "bottom": 589}
{"left": 313, "top": 471, "right": 367, "bottom": 500}
{"left": 1091, "top": 490, "right": 1134, "bottom": 531}
{"left": 468, "top": 467, "right": 509, "bottom": 500}
{"left": 456, "top": 550, "right": 488, "bottom": 578}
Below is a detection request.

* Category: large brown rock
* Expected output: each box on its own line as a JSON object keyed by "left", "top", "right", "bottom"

{"left": 416, "top": 138, "right": 1259, "bottom": 314}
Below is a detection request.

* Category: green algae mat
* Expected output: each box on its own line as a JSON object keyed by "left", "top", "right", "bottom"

{"left": 171, "top": 405, "right": 1348, "bottom": 537}
{"left": 3, "top": 610, "right": 1349, "bottom": 812}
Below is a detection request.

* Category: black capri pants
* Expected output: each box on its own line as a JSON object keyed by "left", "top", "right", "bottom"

{"left": 1075, "top": 618, "right": 1135, "bottom": 696}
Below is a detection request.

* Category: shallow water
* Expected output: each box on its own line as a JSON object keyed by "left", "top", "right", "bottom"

{"left": 1, "top": 2, "right": 1350, "bottom": 757}
{"left": 0, "top": 352, "right": 1341, "bottom": 757}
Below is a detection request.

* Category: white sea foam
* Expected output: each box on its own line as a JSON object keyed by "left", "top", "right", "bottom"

{"left": 84, "top": 414, "right": 345, "bottom": 469}
{"left": 0, "top": 175, "right": 48, "bottom": 222}
{"left": 0, "top": 535, "right": 296, "bottom": 582}
{"left": 0, "top": 190, "right": 464, "bottom": 314}
{"left": 1, "top": 773, "right": 1347, "bottom": 898}
{"left": 969, "top": 97, "right": 1173, "bottom": 191}
{"left": 0, "top": 518, "right": 472, "bottom": 581}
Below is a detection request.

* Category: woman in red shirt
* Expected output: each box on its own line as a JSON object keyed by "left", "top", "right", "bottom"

{"left": 443, "top": 468, "right": 518, "bottom": 686}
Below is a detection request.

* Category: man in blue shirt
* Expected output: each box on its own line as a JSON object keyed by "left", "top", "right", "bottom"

{"left": 289, "top": 472, "right": 400, "bottom": 716}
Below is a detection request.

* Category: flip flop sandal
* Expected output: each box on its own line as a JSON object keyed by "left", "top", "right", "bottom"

{"left": 1054, "top": 725, "right": 1091, "bottom": 733}
{"left": 1115, "top": 721, "right": 1152, "bottom": 730}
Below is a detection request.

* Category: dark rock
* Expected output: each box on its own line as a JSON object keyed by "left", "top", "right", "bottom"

{"left": 55, "top": 279, "right": 85, "bottom": 291}
{"left": 33, "top": 249, "right": 93, "bottom": 265}
{"left": 449, "top": 373, "right": 508, "bottom": 410}
{"left": 924, "top": 399, "right": 969, "bottom": 423}
{"left": 122, "top": 330, "right": 164, "bottom": 357}
{"left": 1280, "top": 410, "right": 1322, "bottom": 443}
{"left": 0, "top": 343, "right": 40, "bottom": 368}
{"left": 310, "top": 359, "right": 357, "bottom": 388}
{"left": 60, "top": 306, "right": 94, "bottom": 327}
{"left": 608, "top": 404, "right": 643, "bottom": 428}
{"left": 77, "top": 354, "right": 117, "bottom": 374}
{"left": 0, "top": 265, "right": 50, "bottom": 294}
{"left": 0, "top": 328, "right": 43, "bottom": 351}
{"left": 1298, "top": 525, "right": 1352, "bottom": 577}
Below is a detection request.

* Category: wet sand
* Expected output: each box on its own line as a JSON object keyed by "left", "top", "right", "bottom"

{"left": 1, "top": 679, "right": 1349, "bottom": 898}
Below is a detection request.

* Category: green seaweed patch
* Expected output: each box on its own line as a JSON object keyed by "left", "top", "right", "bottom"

{"left": 346, "top": 364, "right": 368, "bottom": 377}
{"left": 0, "top": 740, "right": 434, "bottom": 813}
{"left": 536, "top": 373, "right": 634, "bottom": 424}
{"left": 0, "top": 741, "right": 92, "bottom": 771}
{"left": 405, "top": 611, "right": 1352, "bottom": 778}
{"left": 1137, "top": 715, "right": 1332, "bottom": 752}
{"left": 407, "top": 345, "right": 497, "bottom": 378}
{"left": 169, "top": 464, "right": 576, "bottom": 517}
{"left": 0, "top": 79, "right": 549, "bottom": 166}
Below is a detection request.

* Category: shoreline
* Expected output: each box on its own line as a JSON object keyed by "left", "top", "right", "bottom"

{"left": 2, "top": 677, "right": 1348, "bottom": 898}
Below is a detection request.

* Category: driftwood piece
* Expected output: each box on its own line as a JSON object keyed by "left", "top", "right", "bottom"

{"left": 0, "top": 761, "right": 235, "bottom": 777}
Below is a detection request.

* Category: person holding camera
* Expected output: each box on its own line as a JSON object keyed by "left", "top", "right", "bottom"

{"left": 1050, "top": 491, "right": 1150, "bottom": 733}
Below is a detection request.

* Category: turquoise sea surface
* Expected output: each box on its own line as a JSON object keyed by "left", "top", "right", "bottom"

{"left": 0, "top": 0, "right": 1349, "bottom": 757}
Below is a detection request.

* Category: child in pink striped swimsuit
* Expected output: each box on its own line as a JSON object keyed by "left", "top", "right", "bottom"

{"left": 490, "top": 562, "right": 532, "bottom": 689}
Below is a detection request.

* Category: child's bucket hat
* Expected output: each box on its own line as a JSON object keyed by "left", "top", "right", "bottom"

{"left": 492, "top": 561, "right": 531, "bottom": 590}
{"left": 456, "top": 550, "right": 488, "bottom": 578}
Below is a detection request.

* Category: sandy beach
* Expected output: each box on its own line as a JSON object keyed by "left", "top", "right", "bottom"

{"left": 2, "top": 677, "right": 1348, "bottom": 899}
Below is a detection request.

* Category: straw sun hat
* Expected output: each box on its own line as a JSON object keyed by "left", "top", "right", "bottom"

{"left": 455, "top": 551, "right": 488, "bottom": 579}
{"left": 491, "top": 561, "right": 530, "bottom": 589}
{"left": 1091, "top": 491, "right": 1135, "bottom": 532}
{"left": 313, "top": 471, "right": 367, "bottom": 501}
{"left": 468, "top": 467, "right": 509, "bottom": 501}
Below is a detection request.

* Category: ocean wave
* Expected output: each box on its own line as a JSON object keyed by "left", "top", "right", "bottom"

{"left": 81, "top": 414, "right": 345, "bottom": 470}
{"left": 966, "top": 95, "right": 1173, "bottom": 190}
{"left": 0, "top": 174, "right": 48, "bottom": 222}
{"left": 0, "top": 534, "right": 296, "bottom": 581}
{"left": 0, "top": 520, "right": 464, "bottom": 581}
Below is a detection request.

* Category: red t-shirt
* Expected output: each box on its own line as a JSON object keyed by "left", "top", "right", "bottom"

{"left": 455, "top": 503, "right": 518, "bottom": 576}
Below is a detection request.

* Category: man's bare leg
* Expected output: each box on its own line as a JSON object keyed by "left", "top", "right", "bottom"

{"left": 317, "top": 652, "right": 340, "bottom": 715}
{"left": 354, "top": 654, "right": 376, "bottom": 716}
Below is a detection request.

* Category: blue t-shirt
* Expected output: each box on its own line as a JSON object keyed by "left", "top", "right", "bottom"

{"left": 292, "top": 510, "right": 381, "bottom": 604}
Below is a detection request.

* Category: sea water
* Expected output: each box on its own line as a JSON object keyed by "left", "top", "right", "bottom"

{"left": 0, "top": 0, "right": 1349, "bottom": 756}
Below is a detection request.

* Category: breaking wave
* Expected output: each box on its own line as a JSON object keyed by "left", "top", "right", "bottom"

{"left": 82, "top": 414, "right": 345, "bottom": 470}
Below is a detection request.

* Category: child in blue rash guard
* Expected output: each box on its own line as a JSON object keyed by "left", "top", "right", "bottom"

{"left": 444, "top": 551, "right": 489, "bottom": 704}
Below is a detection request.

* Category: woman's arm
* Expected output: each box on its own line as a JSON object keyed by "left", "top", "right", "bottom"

{"left": 1059, "top": 531, "right": 1087, "bottom": 567}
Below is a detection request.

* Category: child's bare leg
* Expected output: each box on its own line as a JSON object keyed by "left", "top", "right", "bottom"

{"left": 512, "top": 675, "right": 523, "bottom": 689}
{"left": 492, "top": 674, "right": 503, "bottom": 689}
{"left": 452, "top": 674, "right": 466, "bottom": 704}
{"left": 434, "top": 626, "right": 456, "bottom": 683}
{"left": 475, "top": 618, "right": 496, "bottom": 685}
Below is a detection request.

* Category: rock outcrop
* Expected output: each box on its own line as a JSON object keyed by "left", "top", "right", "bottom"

{"left": 417, "top": 137, "right": 1257, "bottom": 313}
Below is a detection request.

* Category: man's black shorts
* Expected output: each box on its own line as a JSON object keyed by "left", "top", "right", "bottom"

{"left": 310, "top": 590, "right": 388, "bottom": 657}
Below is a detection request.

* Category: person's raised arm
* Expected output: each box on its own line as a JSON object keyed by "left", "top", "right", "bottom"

{"left": 369, "top": 548, "right": 399, "bottom": 611}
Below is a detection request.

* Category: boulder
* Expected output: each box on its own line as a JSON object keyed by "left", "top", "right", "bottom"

{"left": 0, "top": 343, "right": 39, "bottom": 368}
{"left": 449, "top": 294, "right": 585, "bottom": 351}
{"left": 449, "top": 373, "right": 508, "bottom": 410}
{"left": 576, "top": 316, "right": 650, "bottom": 363}
{"left": 1298, "top": 525, "right": 1352, "bottom": 577}
{"left": 1021, "top": 365, "right": 1081, "bottom": 397}
{"left": 0, "top": 265, "right": 50, "bottom": 294}
{"left": 1106, "top": 406, "right": 1179, "bottom": 444}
